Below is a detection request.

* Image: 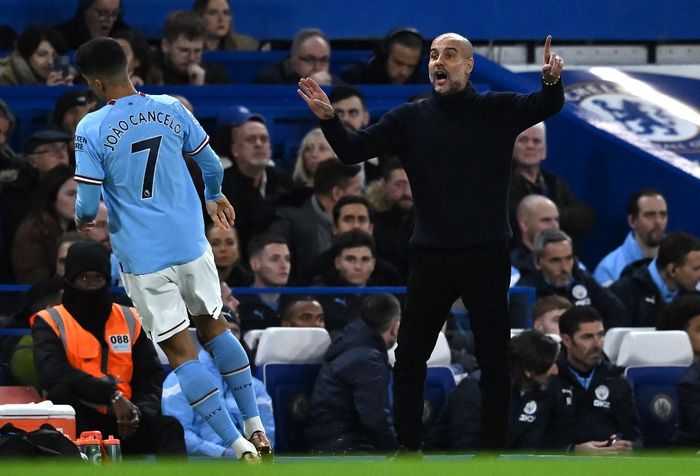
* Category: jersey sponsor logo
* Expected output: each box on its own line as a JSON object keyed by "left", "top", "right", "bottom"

{"left": 109, "top": 334, "right": 131, "bottom": 353}
{"left": 102, "top": 111, "right": 183, "bottom": 151}
{"left": 75, "top": 135, "right": 87, "bottom": 151}
{"left": 518, "top": 414, "right": 537, "bottom": 423}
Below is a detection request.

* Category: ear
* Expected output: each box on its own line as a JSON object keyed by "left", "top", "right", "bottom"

{"left": 368, "top": 223, "right": 374, "bottom": 235}
{"left": 161, "top": 38, "right": 169, "bottom": 54}
{"left": 334, "top": 255, "right": 342, "bottom": 270}
{"left": 533, "top": 320, "right": 543, "bottom": 332}
{"left": 330, "top": 186, "right": 343, "bottom": 203}
{"left": 362, "top": 111, "right": 370, "bottom": 127}
{"left": 369, "top": 257, "right": 376, "bottom": 272}
{"left": 465, "top": 57, "right": 474, "bottom": 74}
{"left": 627, "top": 214, "right": 636, "bottom": 229}
{"left": 250, "top": 256, "right": 260, "bottom": 272}
{"left": 561, "top": 333, "right": 572, "bottom": 349}
{"left": 534, "top": 256, "right": 543, "bottom": 270}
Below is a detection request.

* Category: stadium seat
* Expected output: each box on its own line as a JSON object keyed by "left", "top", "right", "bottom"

{"left": 603, "top": 327, "right": 655, "bottom": 364}
{"left": 243, "top": 329, "right": 264, "bottom": 352}
{"left": 423, "top": 366, "right": 456, "bottom": 428}
{"left": 386, "top": 331, "right": 451, "bottom": 367}
{"left": 617, "top": 330, "right": 693, "bottom": 447}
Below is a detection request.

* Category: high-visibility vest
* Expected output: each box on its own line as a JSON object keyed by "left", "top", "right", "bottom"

{"left": 34, "top": 304, "right": 141, "bottom": 412}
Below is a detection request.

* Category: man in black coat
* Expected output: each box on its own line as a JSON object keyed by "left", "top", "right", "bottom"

{"left": 305, "top": 293, "right": 400, "bottom": 453}
{"left": 299, "top": 33, "right": 565, "bottom": 450}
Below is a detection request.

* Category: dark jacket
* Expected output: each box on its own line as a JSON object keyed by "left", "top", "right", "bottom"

{"left": 320, "top": 80, "right": 564, "bottom": 250}
{"left": 609, "top": 265, "right": 665, "bottom": 328}
{"left": 506, "top": 384, "right": 554, "bottom": 450}
{"left": 253, "top": 58, "right": 343, "bottom": 85}
{"left": 518, "top": 267, "right": 630, "bottom": 330}
{"left": 158, "top": 57, "right": 230, "bottom": 85}
{"left": 305, "top": 319, "right": 397, "bottom": 452}
{"left": 313, "top": 270, "right": 376, "bottom": 332}
{"left": 55, "top": 14, "right": 130, "bottom": 50}
{"left": 543, "top": 351, "right": 642, "bottom": 449}
{"left": 300, "top": 246, "right": 404, "bottom": 286}
{"left": 424, "top": 376, "right": 480, "bottom": 450}
{"left": 672, "top": 361, "right": 700, "bottom": 446}
{"left": 373, "top": 206, "right": 414, "bottom": 280}
{"left": 341, "top": 55, "right": 425, "bottom": 85}
{"left": 510, "top": 242, "right": 536, "bottom": 277}
{"left": 237, "top": 293, "right": 280, "bottom": 331}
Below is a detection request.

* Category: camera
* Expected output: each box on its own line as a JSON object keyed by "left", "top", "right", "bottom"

{"left": 53, "top": 56, "right": 71, "bottom": 77}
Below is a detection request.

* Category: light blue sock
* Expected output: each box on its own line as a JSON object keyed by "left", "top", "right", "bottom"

{"left": 205, "top": 331, "right": 260, "bottom": 422}
{"left": 174, "top": 360, "right": 241, "bottom": 447}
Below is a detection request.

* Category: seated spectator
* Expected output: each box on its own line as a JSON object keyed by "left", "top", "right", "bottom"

{"left": 161, "top": 329, "right": 275, "bottom": 457}
{"left": 0, "top": 27, "right": 73, "bottom": 85}
{"left": 55, "top": 231, "right": 90, "bottom": 278}
{"left": 269, "top": 159, "right": 361, "bottom": 276}
{"left": 279, "top": 295, "right": 325, "bottom": 328}
{"left": 113, "top": 30, "right": 163, "bottom": 86}
{"left": 594, "top": 189, "right": 668, "bottom": 287}
{"left": 543, "top": 306, "right": 641, "bottom": 452}
{"left": 517, "top": 228, "right": 630, "bottom": 330}
{"left": 423, "top": 375, "right": 481, "bottom": 451}
{"left": 300, "top": 195, "right": 403, "bottom": 286}
{"left": 32, "top": 242, "right": 186, "bottom": 455}
{"left": 306, "top": 293, "right": 399, "bottom": 453}
{"left": 12, "top": 165, "right": 77, "bottom": 284}
{"left": 0, "top": 98, "right": 20, "bottom": 173}
{"left": 531, "top": 295, "right": 571, "bottom": 335}
{"left": 341, "top": 28, "right": 424, "bottom": 85}
{"left": 657, "top": 294, "right": 700, "bottom": 445}
{"left": 509, "top": 123, "right": 595, "bottom": 242}
{"left": 611, "top": 232, "right": 700, "bottom": 327}
{"left": 371, "top": 159, "right": 414, "bottom": 279}
{"left": 50, "top": 90, "right": 93, "bottom": 145}
{"left": 292, "top": 128, "right": 336, "bottom": 188}
{"left": 159, "top": 10, "right": 229, "bottom": 85}
{"left": 254, "top": 28, "right": 341, "bottom": 86}
{"left": 206, "top": 222, "right": 253, "bottom": 287}
{"left": 217, "top": 105, "right": 293, "bottom": 253}
{"left": 55, "top": 0, "right": 129, "bottom": 50}
{"left": 237, "top": 234, "right": 291, "bottom": 331}
{"left": 192, "top": 0, "right": 259, "bottom": 51}
{"left": 313, "top": 229, "right": 378, "bottom": 332}
{"left": 511, "top": 194, "right": 560, "bottom": 277}
{"left": 506, "top": 330, "right": 560, "bottom": 450}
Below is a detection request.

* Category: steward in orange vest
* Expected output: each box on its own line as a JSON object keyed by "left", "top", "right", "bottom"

{"left": 32, "top": 242, "right": 186, "bottom": 455}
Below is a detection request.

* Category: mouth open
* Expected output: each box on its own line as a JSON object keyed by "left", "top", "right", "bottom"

{"left": 434, "top": 71, "right": 448, "bottom": 85}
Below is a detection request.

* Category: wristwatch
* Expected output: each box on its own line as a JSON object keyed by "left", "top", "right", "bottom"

{"left": 110, "top": 390, "right": 123, "bottom": 404}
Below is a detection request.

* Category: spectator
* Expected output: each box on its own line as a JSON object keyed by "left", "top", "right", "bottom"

{"left": 506, "top": 330, "right": 560, "bottom": 450}
{"left": 269, "top": 158, "right": 361, "bottom": 276}
{"left": 217, "top": 105, "right": 293, "bottom": 253}
{"left": 159, "top": 10, "right": 229, "bottom": 85}
{"left": 55, "top": 231, "right": 89, "bottom": 278}
{"left": 279, "top": 295, "right": 325, "bottom": 328}
{"left": 55, "top": 0, "right": 129, "bottom": 50}
{"left": 517, "top": 228, "right": 630, "bottom": 330}
{"left": 0, "top": 27, "right": 73, "bottom": 85}
{"left": 254, "top": 28, "right": 341, "bottom": 85}
{"left": 113, "top": 30, "right": 163, "bottom": 86}
{"left": 532, "top": 295, "right": 571, "bottom": 335}
{"left": 342, "top": 28, "right": 425, "bottom": 85}
{"left": 292, "top": 128, "right": 336, "bottom": 188}
{"left": 313, "top": 229, "right": 377, "bottom": 332}
{"left": 544, "top": 306, "right": 641, "bottom": 452}
{"left": 656, "top": 294, "right": 700, "bottom": 445}
{"left": 161, "top": 331, "right": 275, "bottom": 457}
{"left": 300, "top": 195, "right": 403, "bottom": 286}
{"left": 511, "top": 194, "right": 560, "bottom": 277}
{"left": 206, "top": 222, "right": 252, "bottom": 287}
{"left": 594, "top": 189, "right": 668, "bottom": 287}
{"left": 610, "top": 232, "right": 700, "bottom": 327}
{"left": 12, "top": 165, "right": 76, "bottom": 284}
{"left": 50, "top": 90, "right": 92, "bottom": 142}
{"left": 237, "top": 234, "right": 291, "bottom": 331}
{"left": 0, "top": 99, "right": 20, "bottom": 173}
{"left": 306, "top": 293, "right": 399, "bottom": 453}
{"left": 509, "top": 122, "right": 595, "bottom": 241}
{"left": 192, "top": 0, "right": 258, "bottom": 51}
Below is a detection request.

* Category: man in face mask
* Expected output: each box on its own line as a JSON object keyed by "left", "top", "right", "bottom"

{"left": 31, "top": 241, "right": 186, "bottom": 456}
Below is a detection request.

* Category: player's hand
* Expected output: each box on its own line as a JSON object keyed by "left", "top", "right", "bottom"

{"left": 75, "top": 218, "right": 96, "bottom": 233}
{"left": 541, "top": 35, "right": 564, "bottom": 83}
{"left": 297, "top": 77, "right": 335, "bottom": 120}
{"left": 206, "top": 195, "right": 235, "bottom": 229}
{"left": 188, "top": 64, "right": 206, "bottom": 86}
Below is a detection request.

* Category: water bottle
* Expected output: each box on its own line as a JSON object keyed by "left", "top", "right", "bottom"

{"left": 103, "top": 435, "right": 122, "bottom": 463}
{"left": 79, "top": 431, "right": 103, "bottom": 465}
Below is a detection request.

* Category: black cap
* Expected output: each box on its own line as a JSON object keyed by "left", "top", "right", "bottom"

{"left": 52, "top": 90, "right": 88, "bottom": 127}
{"left": 24, "top": 129, "right": 71, "bottom": 155}
{"left": 64, "top": 241, "right": 111, "bottom": 285}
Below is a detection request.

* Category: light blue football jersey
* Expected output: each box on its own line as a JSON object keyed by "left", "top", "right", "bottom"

{"left": 74, "top": 93, "right": 222, "bottom": 275}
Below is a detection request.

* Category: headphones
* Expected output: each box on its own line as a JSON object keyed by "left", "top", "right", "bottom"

{"left": 380, "top": 27, "right": 424, "bottom": 58}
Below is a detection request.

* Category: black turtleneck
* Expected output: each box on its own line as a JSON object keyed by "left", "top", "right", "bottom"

{"left": 321, "top": 80, "right": 564, "bottom": 249}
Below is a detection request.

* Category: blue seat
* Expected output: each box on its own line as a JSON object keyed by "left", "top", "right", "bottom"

{"left": 423, "top": 366, "right": 456, "bottom": 428}
{"left": 624, "top": 366, "right": 686, "bottom": 447}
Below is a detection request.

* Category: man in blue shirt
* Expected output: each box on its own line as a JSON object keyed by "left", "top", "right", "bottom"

{"left": 72, "top": 37, "right": 271, "bottom": 461}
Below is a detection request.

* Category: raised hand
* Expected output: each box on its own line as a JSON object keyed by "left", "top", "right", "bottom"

{"left": 206, "top": 195, "right": 236, "bottom": 230}
{"left": 297, "top": 77, "right": 335, "bottom": 120}
{"left": 542, "top": 35, "right": 564, "bottom": 83}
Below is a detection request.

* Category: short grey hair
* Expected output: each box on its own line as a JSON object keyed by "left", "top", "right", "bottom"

{"left": 533, "top": 228, "right": 572, "bottom": 259}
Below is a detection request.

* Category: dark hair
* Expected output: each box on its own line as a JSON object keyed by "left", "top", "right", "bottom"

{"left": 332, "top": 229, "right": 376, "bottom": 258}
{"left": 0, "top": 99, "right": 16, "bottom": 137}
{"left": 112, "top": 29, "right": 163, "bottom": 84}
{"left": 16, "top": 27, "right": 69, "bottom": 60}
{"left": 164, "top": 10, "right": 205, "bottom": 43}
{"left": 290, "top": 28, "right": 328, "bottom": 57}
{"left": 279, "top": 295, "right": 322, "bottom": 322}
{"left": 57, "top": 230, "right": 89, "bottom": 249}
{"left": 76, "top": 37, "right": 127, "bottom": 79}
{"left": 328, "top": 85, "right": 367, "bottom": 110}
{"left": 247, "top": 233, "right": 287, "bottom": 259}
{"left": 657, "top": 294, "right": 700, "bottom": 331}
{"left": 313, "top": 159, "right": 360, "bottom": 195}
{"left": 381, "top": 156, "right": 404, "bottom": 182}
{"left": 385, "top": 28, "right": 423, "bottom": 54}
{"left": 332, "top": 195, "right": 373, "bottom": 226}
{"left": 558, "top": 306, "right": 603, "bottom": 338}
{"left": 509, "top": 330, "right": 559, "bottom": 382}
{"left": 532, "top": 295, "right": 572, "bottom": 321}
{"left": 361, "top": 293, "right": 401, "bottom": 333}
{"left": 656, "top": 232, "right": 700, "bottom": 269}
{"left": 28, "top": 165, "right": 75, "bottom": 221}
{"left": 532, "top": 228, "right": 572, "bottom": 260}
{"left": 627, "top": 188, "right": 664, "bottom": 219}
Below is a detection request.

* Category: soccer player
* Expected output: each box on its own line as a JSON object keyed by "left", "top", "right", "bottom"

{"left": 72, "top": 37, "right": 271, "bottom": 461}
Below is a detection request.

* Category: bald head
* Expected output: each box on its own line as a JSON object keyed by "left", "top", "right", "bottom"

{"left": 429, "top": 32, "right": 474, "bottom": 95}
{"left": 517, "top": 194, "right": 560, "bottom": 248}
{"left": 431, "top": 33, "right": 473, "bottom": 59}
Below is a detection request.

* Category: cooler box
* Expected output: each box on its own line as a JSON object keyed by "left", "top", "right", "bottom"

{"left": 0, "top": 401, "right": 76, "bottom": 439}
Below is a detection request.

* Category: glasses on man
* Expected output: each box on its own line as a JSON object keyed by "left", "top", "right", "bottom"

{"left": 296, "top": 55, "right": 330, "bottom": 66}
{"left": 30, "top": 143, "right": 69, "bottom": 156}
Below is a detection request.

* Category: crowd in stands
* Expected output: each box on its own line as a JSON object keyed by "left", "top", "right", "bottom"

{"left": 0, "top": 0, "right": 699, "bottom": 457}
